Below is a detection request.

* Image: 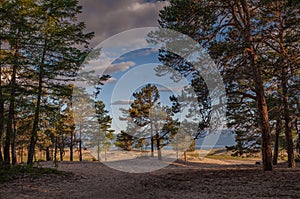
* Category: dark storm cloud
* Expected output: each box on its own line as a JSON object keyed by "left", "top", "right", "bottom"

{"left": 78, "top": 0, "right": 168, "bottom": 47}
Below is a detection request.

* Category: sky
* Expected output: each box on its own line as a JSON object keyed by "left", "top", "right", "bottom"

{"left": 75, "top": 0, "right": 172, "bottom": 132}
{"left": 74, "top": 0, "right": 235, "bottom": 147}
{"left": 77, "top": 0, "right": 168, "bottom": 47}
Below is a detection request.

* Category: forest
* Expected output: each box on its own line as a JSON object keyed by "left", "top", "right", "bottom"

{"left": 0, "top": 0, "right": 299, "bottom": 179}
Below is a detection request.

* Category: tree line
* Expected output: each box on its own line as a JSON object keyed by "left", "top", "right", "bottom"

{"left": 0, "top": 0, "right": 299, "bottom": 173}
{"left": 0, "top": 0, "right": 115, "bottom": 168}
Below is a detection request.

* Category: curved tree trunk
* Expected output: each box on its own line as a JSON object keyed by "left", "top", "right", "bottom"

{"left": 240, "top": 0, "right": 273, "bottom": 171}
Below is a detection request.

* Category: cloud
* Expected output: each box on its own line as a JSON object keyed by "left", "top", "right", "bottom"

{"left": 78, "top": 0, "right": 168, "bottom": 47}
{"left": 158, "top": 86, "right": 186, "bottom": 93}
{"left": 102, "top": 77, "right": 117, "bottom": 84}
{"left": 85, "top": 59, "right": 136, "bottom": 75}
{"left": 111, "top": 100, "right": 134, "bottom": 105}
{"left": 105, "top": 61, "right": 136, "bottom": 74}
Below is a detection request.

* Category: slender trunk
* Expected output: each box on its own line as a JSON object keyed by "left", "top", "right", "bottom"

{"left": 70, "top": 130, "right": 73, "bottom": 161}
{"left": 176, "top": 141, "right": 179, "bottom": 159}
{"left": 273, "top": 119, "right": 282, "bottom": 165}
{"left": 79, "top": 132, "right": 82, "bottom": 161}
{"left": 46, "top": 147, "right": 51, "bottom": 161}
{"left": 54, "top": 137, "right": 58, "bottom": 162}
{"left": 97, "top": 140, "right": 100, "bottom": 161}
{"left": 4, "top": 30, "right": 20, "bottom": 167}
{"left": 275, "top": 1, "right": 295, "bottom": 168}
{"left": 20, "top": 147, "right": 23, "bottom": 163}
{"left": 28, "top": 36, "right": 47, "bottom": 165}
{"left": 11, "top": 119, "right": 17, "bottom": 165}
{"left": 156, "top": 133, "right": 162, "bottom": 161}
{"left": 296, "top": 119, "right": 300, "bottom": 154}
{"left": 281, "top": 65, "right": 295, "bottom": 168}
{"left": 0, "top": 39, "right": 4, "bottom": 162}
{"left": 254, "top": 55, "right": 273, "bottom": 171}
{"left": 60, "top": 134, "right": 64, "bottom": 161}
{"left": 59, "top": 147, "right": 64, "bottom": 162}
{"left": 239, "top": 0, "right": 272, "bottom": 171}
{"left": 0, "top": 147, "right": 3, "bottom": 163}
{"left": 150, "top": 124, "right": 154, "bottom": 157}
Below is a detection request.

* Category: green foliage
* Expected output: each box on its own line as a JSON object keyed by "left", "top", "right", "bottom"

{"left": 0, "top": 164, "right": 66, "bottom": 184}
{"left": 115, "top": 131, "right": 134, "bottom": 151}
{"left": 156, "top": 0, "right": 300, "bottom": 167}
{"left": 0, "top": 0, "right": 94, "bottom": 165}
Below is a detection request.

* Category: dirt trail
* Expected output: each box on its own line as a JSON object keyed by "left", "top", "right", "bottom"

{"left": 0, "top": 159, "right": 299, "bottom": 199}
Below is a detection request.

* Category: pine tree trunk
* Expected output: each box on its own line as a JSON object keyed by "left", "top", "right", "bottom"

{"left": 239, "top": 0, "right": 272, "bottom": 171}
{"left": 296, "top": 119, "right": 300, "bottom": 154}
{"left": 20, "top": 147, "right": 24, "bottom": 163}
{"left": 60, "top": 134, "right": 64, "bottom": 161}
{"left": 60, "top": 147, "right": 64, "bottom": 162}
{"left": 156, "top": 133, "right": 162, "bottom": 161}
{"left": 151, "top": 133, "right": 154, "bottom": 157}
{"left": 273, "top": 119, "right": 282, "bottom": 165}
{"left": 4, "top": 30, "right": 20, "bottom": 167}
{"left": 11, "top": 120, "right": 17, "bottom": 165}
{"left": 281, "top": 66, "right": 295, "bottom": 168}
{"left": 254, "top": 62, "right": 273, "bottom": 171}
{"left": 70, "top": 131, "right": 73, "bottom": 161}
{"left": 97, "top": 140, "right": 100, "bottom": 161}
{"left": 0, "top": 41, "right": 4, "bottom": 163}
{"left": 54, "top": 137, "right": 58, "bottom": 162}
{"left": 0, "top": 147, "right": 3, "bottom": 163}
{"left": 79, "top": 136, "right": 82, "bottom": 161}
{"left": 28, "top": 36, "right": 47, "bottom": 165}
{"left": 46, "top": 147, "right": 51, "bottom": 161}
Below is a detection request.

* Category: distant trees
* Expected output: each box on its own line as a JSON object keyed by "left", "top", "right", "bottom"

{"left": 115, "top": 131, "right": 134, "bottom": 151}
{"left": 129, "top": 84, "right": 160, "bottom": 157}
{"left": 85, "top": 100, "right": 114, "bottom": 161}
{"left": 156, "top": 0, "right": 299, "bottom": 170}
{"left": 116, "top": 84, "right": 178, "bottom": 160}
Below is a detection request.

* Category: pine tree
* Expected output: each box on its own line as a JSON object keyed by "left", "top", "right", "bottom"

{"left": 27, "top": 0, "right": 93, "bottom": 164}
{"left": 85, "top": 100, "right": 114, "bottom": 161}
{"left": 153, "top": 0, "right": 298, "bottom": 170}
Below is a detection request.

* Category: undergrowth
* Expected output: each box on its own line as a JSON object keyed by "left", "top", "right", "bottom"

{"left": 0, "top": 164, "right": 67, "bottom": 184}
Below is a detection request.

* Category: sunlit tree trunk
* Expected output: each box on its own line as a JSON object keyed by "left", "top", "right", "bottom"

{"left": 240, "top": 0, "right": 273, "bottom": 171}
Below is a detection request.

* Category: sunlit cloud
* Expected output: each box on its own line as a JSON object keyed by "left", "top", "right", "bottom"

{"left": 102, "top": 77, "right": 117, "bottom": 85}
{"left": 105, "top": 61, "right": 136, "bottom": 74}
{"left": 111, "top": 100, "right": 134, "bottom": 105}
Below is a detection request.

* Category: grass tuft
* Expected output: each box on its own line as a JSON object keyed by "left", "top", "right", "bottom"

{"left": 0, "top": 164, "right": 67, "bottom": 184}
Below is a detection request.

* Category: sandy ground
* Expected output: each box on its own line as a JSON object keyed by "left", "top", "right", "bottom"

{"left": 0, "top": 158, "right": 299, "bottom": 199}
